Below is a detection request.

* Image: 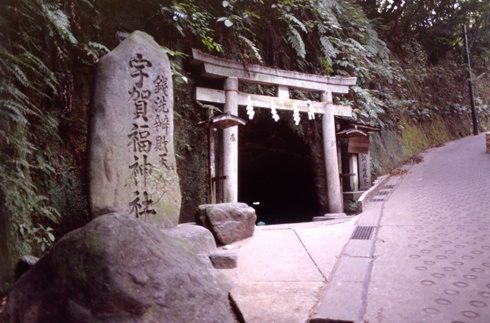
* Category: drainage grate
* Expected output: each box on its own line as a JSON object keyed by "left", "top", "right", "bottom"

{"left": 351, "top": 226, "right": 375, "bottom": 240}
{"left": 384, "top": 185, "right": 395, "bottom": 189}
{"left": 372, "top": 198, "right": 385, "bottom": 202}
{"left": 377, "top": 191, "right": 389, "bottom": 196}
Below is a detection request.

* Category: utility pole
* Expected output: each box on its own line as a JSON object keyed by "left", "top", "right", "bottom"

{"left": 463, "top": 25, "right": 479, "bottom": 135}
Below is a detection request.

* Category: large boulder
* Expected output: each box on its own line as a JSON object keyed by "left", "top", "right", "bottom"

{"left": 5, "top": 212, "right": 235, "bottom": 322}
{"left": 197, "top": 203, "right": 257, "bottom": 245}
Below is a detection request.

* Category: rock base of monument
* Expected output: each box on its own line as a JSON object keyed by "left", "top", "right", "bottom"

{"left": 5, "top": 212, "right": 237, "bottom": 322}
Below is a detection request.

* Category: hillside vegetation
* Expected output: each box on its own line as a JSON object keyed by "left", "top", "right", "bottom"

{"left": 1, "top": 0, "right": 490, "bottom": 294}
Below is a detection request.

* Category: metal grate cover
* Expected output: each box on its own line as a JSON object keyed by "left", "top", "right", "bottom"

{"left": 351, "top": 226, "right": 375, "bottom": 240}
{"left": 384, "top": 185, "right": 395, "bottom": 189}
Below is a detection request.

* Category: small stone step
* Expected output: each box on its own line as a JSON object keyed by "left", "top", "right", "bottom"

{"left": 210, "top": 250, "right": 237, "bottom": 269}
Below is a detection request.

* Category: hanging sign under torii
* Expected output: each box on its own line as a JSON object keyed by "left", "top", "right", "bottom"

{"left": 192, "top": 49, "right": 357, "bottom": 214}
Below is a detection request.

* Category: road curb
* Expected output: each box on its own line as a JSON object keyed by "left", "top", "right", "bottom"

{"left": 309, "top": 175, "right": 396, "bottom": 322}
{"left": 356, "top": 174, "right": 390, "bottom": 213}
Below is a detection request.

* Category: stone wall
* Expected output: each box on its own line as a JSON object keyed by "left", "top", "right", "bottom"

{"left": 369, "top": 114, "right": 487, "bottom": 178}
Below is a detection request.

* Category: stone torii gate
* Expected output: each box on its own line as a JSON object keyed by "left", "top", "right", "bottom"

{"left": 192, "top": 49, "right": 357, "bottom": 214}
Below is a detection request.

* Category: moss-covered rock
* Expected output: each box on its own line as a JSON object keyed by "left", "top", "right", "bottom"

{"left": 5, "top": 212, "right": 235, "bottom": 322}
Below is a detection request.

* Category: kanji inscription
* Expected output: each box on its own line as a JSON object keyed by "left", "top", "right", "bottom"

{"left": 89, "top": 31, "right": 181, "bottom": 228}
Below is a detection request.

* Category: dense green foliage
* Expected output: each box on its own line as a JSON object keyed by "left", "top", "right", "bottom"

{"left": 358, "top": 0, "right": 490, "bottom": 64}
{"left": 1, "top": 0, "right": 490, "bottom": 294}
{"left": 0, "top": 0, "right": 107, "bottom": 257}
{"left": 1, "top": 0, "right": 69, "bottom": 254}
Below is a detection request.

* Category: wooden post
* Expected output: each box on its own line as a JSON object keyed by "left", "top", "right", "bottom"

{"left": 208, "top": 117, "right": 216, "bottom": 204}
{"left": 463, "top": 25, "right": 479, "bottom": 135}
{"left": 277, "top": 85, "right": 290, "bottom": 99}
{"left": 486, "top": 132, "right": 490, "bottom": 154}
{"left": 322, "top": 92, "right": 343, "bottom": 213}
{"left": 223, "top": 77, "right": 239, "bottom": 202}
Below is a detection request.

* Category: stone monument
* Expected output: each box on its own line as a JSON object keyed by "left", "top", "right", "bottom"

{"left": 358, "top": 152, "right": 372, "bottom": 190}
{"left": 88, "top": 31, "right": 181, "bottom": 228}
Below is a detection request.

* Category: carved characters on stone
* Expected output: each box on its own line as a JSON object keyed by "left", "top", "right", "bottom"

{"left": 89, "top": 31, "right": 181, "bottom": 228}
{"left": 359, "top": 152, "right": 371, "bottom": 190}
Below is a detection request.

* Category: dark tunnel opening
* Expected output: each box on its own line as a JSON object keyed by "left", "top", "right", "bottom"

{"left": 238, "top": 110, "right": 321, "bottom": 225}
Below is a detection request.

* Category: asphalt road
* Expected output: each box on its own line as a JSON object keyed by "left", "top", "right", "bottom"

{"left": 313, "top": 133, "right": 490, "bottom": 323}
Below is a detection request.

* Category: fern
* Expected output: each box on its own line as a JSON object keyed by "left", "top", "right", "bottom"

{"left": 285, "top": 13, "right": 307, "bottom": 33}
{"left": 320, "top": 35, "right": 338, "bottom": 65}
{"left": 348, "top": 38, "right": 367, "bottom": 53}
{"left": 317, "top": 0, "right": 339, "bottom": 11}
{"left": 161, "top": 1, "right": 223, "bottom": 52}
{"left": 1, "top": 85, "right": 31, "bottom": 108}
{"left": 351, "top": 86, "right": 387, "bottom": 126}
{"left": 0, "top": 100, "right": 32, "bottom": 125}
{"left": 0, "top": 0, "right": 82, "bottom": 256}
{"left": 19, "top": 49, "right": 58, "bottom": 93}
{"left": 286, "top": 25, "right": 306, "bottom": 59}
{"left": 239, "top": 34, "right": 263, "bottom": 63}
{"left": 39, "top": 1, "right": 78, "bottom": 45}
{"left": 11, "top": 65, "right": 30, "bottom": 88}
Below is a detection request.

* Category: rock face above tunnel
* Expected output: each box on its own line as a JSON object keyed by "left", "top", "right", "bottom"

{"left": 5, "top": 212, "right": 235, "bottom": 323}
{"left": 197, "top": 203, "right": 257, "bottom": 245}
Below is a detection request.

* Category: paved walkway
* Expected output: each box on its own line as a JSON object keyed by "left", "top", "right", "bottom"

{"left": 314, "top": 133, "right": 490, "bottom": 322}
{"left": 220, "top": 218, "right": 358, "bottom": 322}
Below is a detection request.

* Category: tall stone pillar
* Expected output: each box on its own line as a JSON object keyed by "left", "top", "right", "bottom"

{"left": 89, "top": 31, "right": 181, "bottom": 228}
{"left": 222, "top": 77, "right": 239, "bottom": 202}
{"left": 321, "top": 92, "right": 343, "bottom": 213}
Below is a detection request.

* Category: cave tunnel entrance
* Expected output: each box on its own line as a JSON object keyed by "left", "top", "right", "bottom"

{"left": 238, "top": 110, "right": 321, "bottom": 225}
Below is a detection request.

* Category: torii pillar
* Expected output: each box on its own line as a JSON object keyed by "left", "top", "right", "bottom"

{"left": 223, "top": 77, "right": 239, "bottom": 202}
{"left": 322, "top": 91, "right": 343, "bottom": 213}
